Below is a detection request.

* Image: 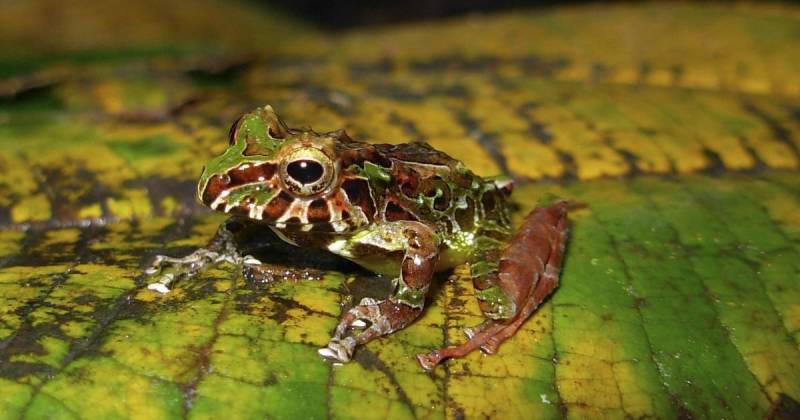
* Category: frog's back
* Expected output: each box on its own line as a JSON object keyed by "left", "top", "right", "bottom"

{"left": 339, "top": 140, "right": 513, "bottom": 243}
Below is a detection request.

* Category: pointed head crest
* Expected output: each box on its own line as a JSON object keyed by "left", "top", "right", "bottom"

{"left": 196, "top": 105, "right": 368, "bottom": 232}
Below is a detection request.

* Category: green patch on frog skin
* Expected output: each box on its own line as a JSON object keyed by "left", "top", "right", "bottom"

{"left": 237, "top": 113, "right": 269, "bottom": 145}
{"left": 394, "top": 277, "right": 426, "bottom": 309}
{"left": 470, "top": 261, "right": 498, "bottom": 279}
{"left": 226, "top": 183, "right": 277, "bottom": 206}
{"left": 415, "top": 187, "right": 443, "bottom": 213}
{"left": 349, "top": 161, "right": 392, "bottom": 186}
{"left": 235, "top": 106, "right": 290, "bottom": 153}
{"left": 347, "top": 226, "right": 406, "bottom": 253}
{"left": 197, "top": 112, "right": 286, "bottom": 199}
{"left": 476, "top": 286, "right": 516, "bottom": 319}
{"left": 469, "top": 179, "right": 483, "bottom": 191}
{"left": 473, "top": 234, "right": 507, "bottom": 251}
{"left": 364, "top": 161, "right": 391, "bottom": 184}
{"left": 439, "top": 231, "right": 476, "bottom": 269}
{"left": 476, "top": 218, "right": 512, "bottom": 237}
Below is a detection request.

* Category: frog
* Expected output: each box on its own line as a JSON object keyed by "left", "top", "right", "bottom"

{"left": 144, "top": 105, "right": 569, "bottom": 371}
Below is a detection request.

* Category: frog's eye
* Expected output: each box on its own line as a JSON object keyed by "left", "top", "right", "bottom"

{"left": 280, "top": 148, "right": 335, "bottom": 197}
{"left": 288, "top": 160, "right": 324, "bottom": 184}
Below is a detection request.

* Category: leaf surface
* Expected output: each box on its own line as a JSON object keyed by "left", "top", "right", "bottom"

{"left": 1, "top": 2, "right": 799, "bottom": 418}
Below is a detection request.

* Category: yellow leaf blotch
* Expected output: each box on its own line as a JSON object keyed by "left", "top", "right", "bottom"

{"left": 557, "top": 352, "right": 623, "bottom": 412}
{"left": 644, "top": 68, "right": 675, "bottom": 87}
{"left": 747, "top": 126, "right": 800, "bottom": 170}
{"left": 548, "top": 122, "right": 630, "bottom": 179}
{"left": 331, "top": 370, "right": 415, "bottom": 420}
{"left": 393, "top": 102, "right": 465, "bottom": 139}
{"left": 11, "top": 194, "right": 51, "bottom": 223}
{"left": 77, "top": 203, "right": 103, "bottom": 220}
{"left": 10, "top": 335, "right": 68, "bottom": 373}
{"left": 0, "top": 230, "right": 24, "bottom": 258}
{"left": 282, "top": 309, "right": 337, "bottom": 346}
{"left": 100, "top": 302, "right": 220, "bottom": 383}
{"left": 682, "top": 67, "right": 721, "bottom": 91}
{"left": 0, "top": 379, "right": 33, "bottom": 416}
{"left": 158, "top": 196, "right": 180, "bottom": 217}
{"left": 218, "top": 311, "right": 284, "bottom": 341}
{"left": 448, "top": 375, "right": 559, "bottom": 419}
{"left": 67, "top": 264, "right": 136, "bottom": 292}
{"left": 348, "top": 100, "right": 411, "bottom": 142}
{"left": 470, "top": 98, "right": 530, "bottom": 133}
{"left": 610, "top": 131, "right": 672, "bottom": 174}
{"left": 37, "top": 357, "right": 182, "bottom": 419}
{"left": 107, "top": 188, "right": 154, "bottom": 220}
{"left": 0, "top": 265, "right": 68, "bottom": 283}
{"left": 499, "top": 132, "right": 564, "bottom": 179}
{"left": 426, "top": 137, "right": 501, "bottom": 177}
{"left": 190, "top": 374, "right": 270, "bottom": 419}
{"left": 612, "top": 361, "right": 659, "bottom": 417}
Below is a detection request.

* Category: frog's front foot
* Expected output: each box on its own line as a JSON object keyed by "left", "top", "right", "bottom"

{"left": 145, "top": 254, "right": 204, "bottom": 294}
{"left": 144, "top": 223, "right": 245, "bottom": 293}
{"left": 319, "top": 297, "right": 421, "bottom": 363}
{"left": 318, "top": 337, "right": 357, "bottom": 363}
{"left": 144, "top": 248, "right": 246, "bottom": 294}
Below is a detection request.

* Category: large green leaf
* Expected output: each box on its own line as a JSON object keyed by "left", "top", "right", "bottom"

{"left": 1, "top": 1, "right": 798, "bottom": 418}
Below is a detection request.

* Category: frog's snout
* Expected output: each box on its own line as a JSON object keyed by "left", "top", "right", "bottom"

{"left": 198, "top": 171, "right": 232, "bottom": 208}
{"left": 195, "top": 165, "right": 207, "bottom": 202}
{"left": 198, "top": 162, "right": 279, "bottom": 212}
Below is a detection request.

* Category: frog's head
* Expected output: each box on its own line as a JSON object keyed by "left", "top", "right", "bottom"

{"left": 198, "top": 105, "right": 374, "bottom": 232}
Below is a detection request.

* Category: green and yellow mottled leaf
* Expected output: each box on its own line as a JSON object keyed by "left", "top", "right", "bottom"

{"left": 1, "top": 1, "right": 799, "bottom": 418}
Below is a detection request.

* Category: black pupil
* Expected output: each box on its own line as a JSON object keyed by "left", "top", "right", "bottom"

{"left": 287, "top": 160, "right": 324, "bottom": 184}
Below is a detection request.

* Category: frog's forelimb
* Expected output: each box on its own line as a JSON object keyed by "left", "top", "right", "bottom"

{"left": 416, "top": 200, "right": 568, "bottom": 371}
{"left": 318, "top": 221, "right": 439, "bottom": 363}
{"left": 145, "top": 222, "right": 255, "bottom": 293}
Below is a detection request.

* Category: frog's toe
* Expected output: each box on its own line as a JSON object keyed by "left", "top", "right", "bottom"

{"left": 417, "top": 352, "right": 444, "bottom": 372}
{"left": 463, "top": 328, "right": 475, "bottom": 339}
{"left": 317, "top": 347, "right": 340, "bottom": 361}
{"left": 147, "top": 282, "right": 171, "bottom": 294}
{"left": 318, "top": 337, "right": 356, "bottom": 363}
{"left": 242, "top": 255, "right": 262, "bottom": 265}
{"left": 480, "top": 337, "right": 500, "bottom": 354}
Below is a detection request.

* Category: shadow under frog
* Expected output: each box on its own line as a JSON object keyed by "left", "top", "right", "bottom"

{"left": 218, "top": 217, "right": 396, "bottom": 301}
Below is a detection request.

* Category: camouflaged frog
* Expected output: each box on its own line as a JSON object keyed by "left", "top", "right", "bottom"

{"left": 145, "top": 106, "right": 568, "bottom": 370}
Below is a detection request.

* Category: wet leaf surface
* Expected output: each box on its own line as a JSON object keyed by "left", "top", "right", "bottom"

{"left": 1, "top": 1, "right": 799, "bottom": 418}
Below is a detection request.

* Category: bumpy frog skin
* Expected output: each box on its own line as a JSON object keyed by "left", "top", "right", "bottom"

{"left": 145, "top": 105, "right": 568, "bottom": 370}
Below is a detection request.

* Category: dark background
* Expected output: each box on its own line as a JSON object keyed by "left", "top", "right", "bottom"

{"left": 268, "top": 0, "right": 599, "bottom": 29}
{"left": 266, "top": 0, "right": 800, "bottom": 29}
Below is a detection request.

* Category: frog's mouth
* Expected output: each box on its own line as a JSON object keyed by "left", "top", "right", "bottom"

{"left": 199, "top": 162, "right": 277, "bottom": 205}
{"left": 201, "top": 161, "right": 375, "bottom": 233}
{"left": 206, "top": 181, "right": 370, "bottom": 233}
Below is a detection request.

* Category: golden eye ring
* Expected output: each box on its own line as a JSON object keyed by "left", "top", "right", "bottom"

{"left": 279, "top": 147, "right": 336, "bottom": 197}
